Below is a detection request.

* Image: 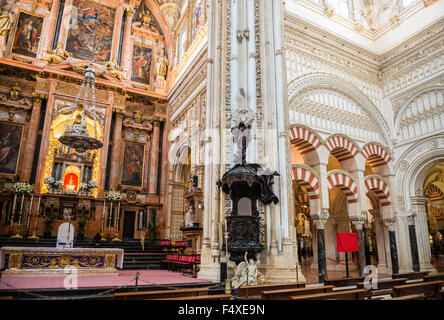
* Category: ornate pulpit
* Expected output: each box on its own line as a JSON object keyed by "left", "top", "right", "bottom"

{"left": 217, "top": 122, "right": 280, "bottom": 265}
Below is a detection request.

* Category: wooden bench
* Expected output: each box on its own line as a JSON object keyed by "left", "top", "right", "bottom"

{"left": 238, "top": 282, "right": 306, "bottom": 299}
{"left": 392, "top": 280, "right": 444, "bottom": 299}
{"left": 424, "top": 273, "right": 444, "bottom": 282}
{"left": 151, "top": 294, "right": 232, "bottom": 300}
{"left": 357, "top": 278, "right": 408, "bottom": 298}
{"left": 0, "top": 296, "right": 13, "bottom": 300}
{"left": 261, "top": 285, "right": 335, "bottom": 300}
{"left": 392, "top": 271, "right": 429, "bottom": 281}
{"left": 389, "top": 294, "right": 425, "bottom": 300}
{"left": 324, "top": 276, "right": 365, "bottom": 289}
{"left": 291, "top": 289, "right": 369, "bottom": 300}
{"left": 114, "top": 287, "right": 209, "bottom": 300}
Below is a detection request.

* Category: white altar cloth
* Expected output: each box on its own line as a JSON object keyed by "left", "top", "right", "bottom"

{"left": 0, "top": 247, "right": 124, "bottom": 271}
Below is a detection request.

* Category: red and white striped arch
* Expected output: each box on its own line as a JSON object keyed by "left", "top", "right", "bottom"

{"left": 361, "top": 143, "right": 392, "bottom": 168}
{"left": 289, "top": 126, "right": 322, "bottom": 154}
{"left": 291, "top": 166, "right": 320, "bottom": 200}
{"left": 327, "top": 172, "right": 358, "bottom": 203}
{"left": 364, "top": 177, "right": 391, "bottom": 207}
{"left": 324, "top": 135, "right": 359, "bottom": 161}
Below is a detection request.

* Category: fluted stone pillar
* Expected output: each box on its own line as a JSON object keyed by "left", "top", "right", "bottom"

{"left": 313, "top": 216, "right": 328, "bottom": 283}
{"left": 406, "top": 213, "right": 420, "bottom": 272}
{"left": 21, "top": 95, "right": 43, "bottom": 183}
{"left": 109, "top": 112, "right": 124, "bottom": 189}
{"left": 351, "top": 217, "right": 366, "bottom": 276}
{"left": 384, "top": 218, "right": 399, "bottom": 275}
{"left": 148, "top": 119, "right": 161, "bottom": 195}
{"left": 410, "top": 196, "right": 435, "bottom": 272}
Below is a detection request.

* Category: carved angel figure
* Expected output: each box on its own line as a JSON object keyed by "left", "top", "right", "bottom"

{"left": 0, "top": 4, "right": 14, "bottom": 37}
{"left": 231, "top": 252, "right": 260, "bottom": 289}
{"left": 105, "top": 57, "right": 126, "bottom": 80}
{"left": 155, "top": 47, "right": 168, "bottom": 79}
{"left": 41, "top": 42, "right": 72, "bottom": 64}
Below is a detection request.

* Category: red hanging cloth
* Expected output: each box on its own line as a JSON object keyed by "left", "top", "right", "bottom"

{"left": 336, "top": 232, "right": 359, "bottom": 253}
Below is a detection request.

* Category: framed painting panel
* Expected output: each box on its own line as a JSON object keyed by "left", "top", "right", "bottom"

{"left": 121, "top": 141, "right": 145, "bottom": 187}
{"left": 66, "top": 0, "right": 116, "bottom": 63}
{"left": 0, "top": 122, "right": 24, "bottom": 176}
{"left": 131, "top": 44, "right": 153, "bottom": 85}
{"left": 11, "top": 11, "right": 44, "bottom": 58}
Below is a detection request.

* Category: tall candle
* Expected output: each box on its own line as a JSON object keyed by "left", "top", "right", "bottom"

{"left": 26, "top": 195, "right": 34, "bottom": 230}
{"left": 101, "top": 199, "right": 106, "bottom": 231}
{"left": 10, "top": 194, "right": 17, "bottom": 227}
{"left": 116, "top": 201, "right": 121, "bottom": 231}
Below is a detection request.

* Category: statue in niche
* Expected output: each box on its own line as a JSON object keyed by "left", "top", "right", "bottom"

{"left": 41, "top": 42, "right": 72, "bottom": 64}
{"left": 231, "top": 252, "right": 261, "bottom": 288}
{"left": 105, "top": 57, "right": 126, "bottom": 80}
{"left": 155, "top": 47, "right": 168, "bottom": 80}
{"left": 0, "top": 4, "right": 14, "bottom": 37}
{"left": 184, "top": 203, "right": 195, "bottom": 227}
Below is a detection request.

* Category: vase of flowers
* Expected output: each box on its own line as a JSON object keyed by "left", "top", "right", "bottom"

{"left": 12, "top": 182, "right": 33, "bottom": 195}
{"left": 44, "top": 176, "right": 55, "bottom": 192}
{"left": 105, "top": 190, "right": 123, "bottom": 202}
{"left": 53, "top": 180, "right": 63, "bottom": 194}
{"left": 63, "top": 190, "right": 78, "bottom": 196}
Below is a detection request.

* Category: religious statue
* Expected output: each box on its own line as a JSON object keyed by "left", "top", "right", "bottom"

{"left": 155, "top": 47, "right": 168, "bottom": 79}
{"left": 296, "top": 212, "right": 306, "bottom": 236}
{"left": 184, "top": 204, "right": 195, "bottom": 227}
{"left": 105, "top": 57, "right": 126, "bottom": 81}
{"left": 231, "top": 251, "right": 261, "bottom": 289}
{"left": 0, "top": 4, "right": 14, "bottom": 37}
{"left": 41, "top": 42, "right": 72, "bottom": 64}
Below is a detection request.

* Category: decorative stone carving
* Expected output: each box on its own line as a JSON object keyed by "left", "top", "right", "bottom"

{"left": 0, "top": 4, "right": 14, "bottom": 36}
{"left": 160, "top": 2, "right": 180, "bottom": 31}
{"left": 231, "top": 252, "right": 261, "bottom": 289}
{"left": 155, "top": 47, "right": 169, "bottom": 80}
{"left": 41, "top": 42, "right": 72, "bottom": 64}
{"left": 383, "top": 218, "right": 396, "bottom": 232}
{"left": 105, "top": 58, "right": 127, "bottom": 81}
{"left": 399, "top": 160, "right": 409, "bottom": 171}
{"left": 406, "top": 213, "right": 416, "bottom": 226}
{"left": 313, "top": 218, "right": 328, "bottom": 230}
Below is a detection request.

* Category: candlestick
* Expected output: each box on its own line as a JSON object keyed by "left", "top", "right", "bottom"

{"left": 101, "top": 199, "right": 107, "bottom": 241}
{"left": 108, "top": 201, "right": 113, "bottom": 238}
{"left": 112, "top": 201, "right": 121, "bottom": 242}
{"left": 11, "top": 194, "right": 25, "bottom": 238}
{"left": 26, "top": 195, "right": 34, "bottom": 233}
{"left": 10, "top": 194, "right": 17, "bottom": 228}
{"left": 29, "top": 196, "right": 41, "bottom": 239}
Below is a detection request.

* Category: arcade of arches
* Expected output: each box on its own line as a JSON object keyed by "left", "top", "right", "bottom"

{"left": 0, "top": 0, "right": 443, "bottom": 284}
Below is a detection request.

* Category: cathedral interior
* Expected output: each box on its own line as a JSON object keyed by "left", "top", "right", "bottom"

{"left": 0, "top": 0, "right": 443, "bottom": 303}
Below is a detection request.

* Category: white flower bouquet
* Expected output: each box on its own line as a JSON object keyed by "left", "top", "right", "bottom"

{"left": 87, "top": 180, "right": 98, "bottom": 189}
{"left": 63, "top": 190, "right": 78, "bottom": 196}
{"left": 12, "top": 182, "right": 33, "bottom": 194}
{"left": 54, "top": 180, "right": 63, "bottom": 189}
{"left": 106, "top": 190, "right": 123, "bottom": 202}
{"left": 80, "top": 182, "right": 89, "bottom": 191}
{"left": 44, "top": 176, "right": 55, "bottom": 186}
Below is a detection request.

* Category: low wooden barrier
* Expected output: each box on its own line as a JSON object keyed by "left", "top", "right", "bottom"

{"left": 324, "top": 276, "right": 365, "bottom": 288}
{"left": 291, "top": 289, "right": 369, "bottom": 300}
{"left": 392, "top": 280, "right": 444, "bottom": 299}
{"left": 114, "top": 287, "right": 209, "bottom": 300}
{"left": 238, "top": 282, "right": 306, "bottom": 300}
{"left": 261, "top": 285, "right": 335, "bottom": 300}
{"left": 151, "top": 294, "right": 232, "bottom": 300}
{"left": 392, "top": 271, "right": 429, "bottom": 280}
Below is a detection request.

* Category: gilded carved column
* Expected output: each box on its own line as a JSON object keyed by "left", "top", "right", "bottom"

{"left": 121, "top": 8, "right": 135, "bottom": 76}
{"left": 21, "top": 94, "right": 44, "bottom": 183}
{"left": 109, "top": 111, "right": 124, "bottom": 189}
{"left": 148, "top": 118, "right": 162, "bottom": 195}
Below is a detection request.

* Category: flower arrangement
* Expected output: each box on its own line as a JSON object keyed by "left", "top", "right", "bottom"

{"left": 80, "top": 182, "right": 89, "bottom": 191}
{"left": 63, "top": 190, "right": 78, "bottom": 196}
{"left": 87, "top": 180, "right": 98, "bottom": 189}
{"left": 44, "top": 176, "right": 55, "bottom": 186}
{"left": 12, "top": 182, "right": 33, "bottom": 194}
{"left": 54, "top": 180, "right": 63, "bottom": 189}
{"left": 106, "top": 190, "right": 123, "bottom": 202}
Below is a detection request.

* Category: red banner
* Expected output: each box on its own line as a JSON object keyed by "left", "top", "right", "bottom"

{"left": 336, "top": 232, "right": 359, "bottom": 253}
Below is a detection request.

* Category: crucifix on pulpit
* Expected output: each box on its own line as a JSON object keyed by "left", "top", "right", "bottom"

{"left": 231, "top": 121, "right": 251, "bottom": 166}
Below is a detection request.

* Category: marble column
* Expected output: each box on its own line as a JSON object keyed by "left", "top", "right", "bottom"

{"left": 352, "top": 217, "right": 366, "bottom": 276}
{"left": 109, "top": 112, "right": 124, "bottom": 189}
{"left": 384, "top": 218, "right": 399, "bottom": 275}
{"left": 148, "top": 119, "right": 162, "bottom": 195}
{"left": 410, "top": 196, "right": 434, "bottom": 272}
{"left": 121, "top": 8, "right": 135, "bottom": 75}
{"left": 21, "top": 95, "right": 43, "bottom": 183}
{"left": 406, "top": 213, "right": 420, "bottom": 272}
{"left": 313, "top": 217, "right": 328, "bottom": 283}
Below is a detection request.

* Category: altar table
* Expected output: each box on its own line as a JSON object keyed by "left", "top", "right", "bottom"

{"left": 0, "top": 247, "right": 124, "bottom": 273}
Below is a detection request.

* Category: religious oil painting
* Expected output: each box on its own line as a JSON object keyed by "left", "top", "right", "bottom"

{"left": 66, "top": 0, "right": 116, "bottom": 63}
{"left": 131, "top": 44, "right": 152, "bottom": 85}
{"left": 0, "top": 122, "right": 24, "bottom": 175}
{"left": 121, "top": 141, "right": 144, "bottom": 187}
{"left": 12, "top": 11, "right": 44, "bottom": 58}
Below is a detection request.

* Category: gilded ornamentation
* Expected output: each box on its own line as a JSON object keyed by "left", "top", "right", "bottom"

{"left": 105, "top": 58, "right": 127, "bottom": 81}
{"left": 0, "top": 4, "right": 14, "bottom": 36}
{"left": 9, "top": 253, "right": 22, "bottom": 269}
{"left": 10, "top": 83, "right": 21, "bottom": 101}
{"left": 40, "top": 42, "right": 72, "bottom": 64}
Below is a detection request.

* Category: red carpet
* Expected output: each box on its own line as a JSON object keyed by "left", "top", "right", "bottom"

{"left": 0, "top": 270, "right": 212, "bottom": 290}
